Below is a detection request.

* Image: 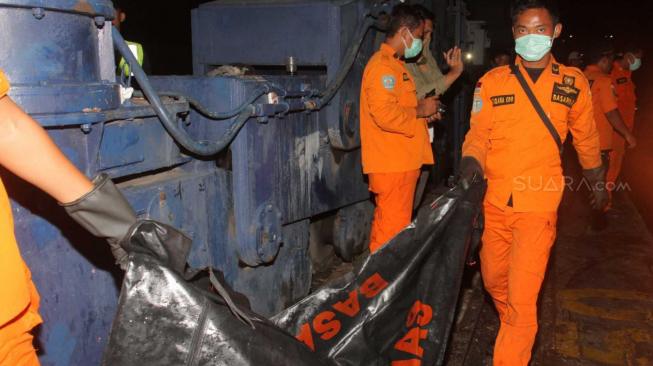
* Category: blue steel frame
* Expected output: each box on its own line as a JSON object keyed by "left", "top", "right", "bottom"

{"left": 0, "top": 0, "right": 376, "bottom": 364}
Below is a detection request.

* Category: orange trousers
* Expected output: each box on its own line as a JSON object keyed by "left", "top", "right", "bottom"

{"left": 607, "top": 132, "right": 626, "bottom": 205}
{"left": 368, "top": 170, "right": 420, "bottom": 253}
{"left": 480, "top": 202, "right": 557, "bottom": 366}
{"left": 0, "top": 280, "right": 41, "bottom": 366}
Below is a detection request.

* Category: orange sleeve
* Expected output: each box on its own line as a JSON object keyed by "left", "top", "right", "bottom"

{"left": 568, "top": 74, "right": 601, "bottom": 170}
{"left": 462, "top": 76, "right": 493, "bottom": 169}
{"left": 598, "top": 78, "right": 618, "bottom": 113}
{"left": 364, "top": 63, "right": 418, "bottom": 137}
{"left": 0, "top": 70, "right": 9, "bottom": 98}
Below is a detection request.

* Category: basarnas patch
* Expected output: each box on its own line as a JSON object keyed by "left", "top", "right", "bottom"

{"left": 382, "top": 75, "right": 396, "bottom": 90}
{"left": 551, "top": 82, "right": 579, "bottom": 107}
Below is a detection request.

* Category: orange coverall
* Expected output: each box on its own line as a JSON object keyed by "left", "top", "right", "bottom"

{"left": 607, "top": 63, "right": 636, "bottom": 191}
{"left": 360, "top": 43, "right": 433, "bottom": 253}
{"left": 0, "top": 71, "right": 42, "bottom": 366}
{"left": 462, "top": 58, "right": 601, "bottom": 366}
{"left": 584, "top": 65, "right": 619, "bottom": 152}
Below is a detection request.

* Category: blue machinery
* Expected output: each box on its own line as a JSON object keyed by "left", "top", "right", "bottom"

{"left": 0, "top": 0, "right": 476, "bottom": 364}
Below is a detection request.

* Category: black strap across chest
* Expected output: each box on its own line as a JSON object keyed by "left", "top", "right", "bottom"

{"left": 509, "top": 64, "right": 564, "bottom": 154}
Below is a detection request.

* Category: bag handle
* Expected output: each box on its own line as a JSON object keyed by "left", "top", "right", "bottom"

{"left": 509, "top": 64, "right": 563, "bottom": 153}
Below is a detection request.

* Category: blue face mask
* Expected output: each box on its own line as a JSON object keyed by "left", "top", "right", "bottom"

{"left": 630, "top": 57, "right": 642, "bottom": 71}
{"left": 402, "top": 29, "right": 423, "bottom": 59}
{"left": 514, "top": 34, "right": 553, "bottom": 62}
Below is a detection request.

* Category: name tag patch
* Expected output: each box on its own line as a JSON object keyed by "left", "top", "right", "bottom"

{"left": 551, "top": 82, "right": 579, "bottom": 107}
{"left": 490, "top": 94, "right": 515, "bottom": 107}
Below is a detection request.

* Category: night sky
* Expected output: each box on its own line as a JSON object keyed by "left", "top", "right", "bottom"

{"left": 467, "top": 0, "right": 653, "bottom": 63}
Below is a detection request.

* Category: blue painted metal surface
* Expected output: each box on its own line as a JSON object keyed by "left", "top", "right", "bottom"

{"left": 0, "top": 0, "right": 377, "bottom": 364}
{"left": 191, "top": 0, "right": 379, "bottom": 150}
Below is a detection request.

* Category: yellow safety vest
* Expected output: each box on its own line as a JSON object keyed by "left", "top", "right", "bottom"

{"left": 118, "top": 41, "right": 144, "bottom": 76}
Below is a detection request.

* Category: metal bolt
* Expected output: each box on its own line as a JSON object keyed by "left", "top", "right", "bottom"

{"left": 80, "top": 124, "right": 92, "bottom": 134}
{"left": 266, "top": 204, "right": 273, "bottom": 212}
{"left": 286, "top": 56, "right": 297, "bottom": 76}
{"left": 94, "top": 16, "right": 106, "bottom": 28}
{"left": 32, "top": 8, "right": 45, "bottom": 20}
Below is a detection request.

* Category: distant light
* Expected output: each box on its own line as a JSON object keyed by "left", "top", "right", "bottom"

{"left": 465, "top": 52, "right": 473, "bottom": 60}
{"left": 610, "top": 34, "right": 614, "bottom": 39}
{"left": 569, "top": 34, "right": 574, "bottom": 38}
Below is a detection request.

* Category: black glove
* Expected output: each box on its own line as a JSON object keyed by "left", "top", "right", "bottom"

{"left": 583, "top": 165, "right": 608, "bottom": 211}
{"left": 61, "top": 174, "right": 137, "bottom": 270}
{"left": 458, "top": 156, "right": 483, "bottom": 190}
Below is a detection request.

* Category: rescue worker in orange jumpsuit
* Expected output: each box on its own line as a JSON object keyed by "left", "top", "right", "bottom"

{"left": 607, "top": 44, "right": 643, "bottom": 205}
{"left": 0, "top": 70, "right": 136, "bottom": 365}
{"left": 360, "top": 4, "right": 440, "bottom": 253}
{"left": 583, "top": 44, "right": 636, "bottom": 218}
{"left": 458, "top": 1, "right": 606, "bottom": 364}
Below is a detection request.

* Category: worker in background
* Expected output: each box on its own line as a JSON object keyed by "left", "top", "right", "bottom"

{"left": 584, "top": 43, "right": 636, "bottom": 218}
{"left": 458, "top": 1, "right": 605, "bottom": 364}
{"left": 567, "top": 50, "right": 583, "bottom": 68}
{"left": 491, "top": 50, "right": 512, "bottom": 68}
{"left": 406, "top": 5, "right": 464, "bottom": 99}
{"left": 405, "top": 4, "right": 464, "bottom": 209}
{"left": 608, "top": 44, "right": 643, "bottom": 207}
{"left": 113, "top": 4, "right": 148, "bottom": 78}
{"left": 360, "top": 4, "right": 439, "bottom": 253}
{"left": 0, "top": 70, "right": 137, "bottom": 364}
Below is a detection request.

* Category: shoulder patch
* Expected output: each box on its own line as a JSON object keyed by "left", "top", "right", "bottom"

{"left": 616, "top": 77, "right": 628, "bottom": 85}
{"left": 381, "top": 75, "right": 396, "bottom": 90}
{"left": 552, "top": 63, "right": 560, "bottom": 75}
{"left": 552, "top": 82, "right": 579, "bottom": 108}
{"left": 472, "top": 97, "right": 483, "bottom": 114}
{"left": 563, "top": 75, "right": 576, "bottom": 86}
{"left": 490, "top": 94, "right": 515, "bottom": 107}
{"left": 402, "top": 73, "right": 410, "bottom": 81}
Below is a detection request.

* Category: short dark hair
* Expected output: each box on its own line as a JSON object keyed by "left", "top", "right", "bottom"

{"left": 412, "top": 4, "right": 435, "bottom": 22}
{"left": 387, "top": 4, "right": 423, "bottom": 37}
{"left": 586, "top": 41, "right": 614, "bottom": 65}
{"left": 510, "top": 0, "right": 560, "bottom": 25}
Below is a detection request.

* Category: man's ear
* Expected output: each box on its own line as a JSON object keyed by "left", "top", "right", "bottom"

{"left": 553, "top": 23, "right": 562, "bottom": 39}
{"left": 119, "top": 12, "right": 126, "bottom": 23}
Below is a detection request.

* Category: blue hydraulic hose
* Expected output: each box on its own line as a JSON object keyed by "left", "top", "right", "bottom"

{"left": 112, "top": 28, "right": 255, "bottom": 157}
{"left": 316, "top": 16, "right": 375, "bottom": 109}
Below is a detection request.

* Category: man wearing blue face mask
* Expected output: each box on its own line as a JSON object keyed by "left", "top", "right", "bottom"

{"left": 360, "top": 4, "right": 441, "bottom": 253}
{"left": 459, "top": 0, "right": 603, "bottom": 364}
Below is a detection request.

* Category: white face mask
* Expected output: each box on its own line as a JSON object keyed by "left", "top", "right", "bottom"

{"left": 630, "top": 57, "right": 642, "bottom": 71}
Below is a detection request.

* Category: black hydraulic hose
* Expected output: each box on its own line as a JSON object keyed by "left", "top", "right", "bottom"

{"left": 316, "top": 16, "right": 375, "bottom": 109}
{"left": 113, "top": 28, "right": 254, "bottom": 156}
{"left": 134, "top": 89, "right": 267, "bottom": 120}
